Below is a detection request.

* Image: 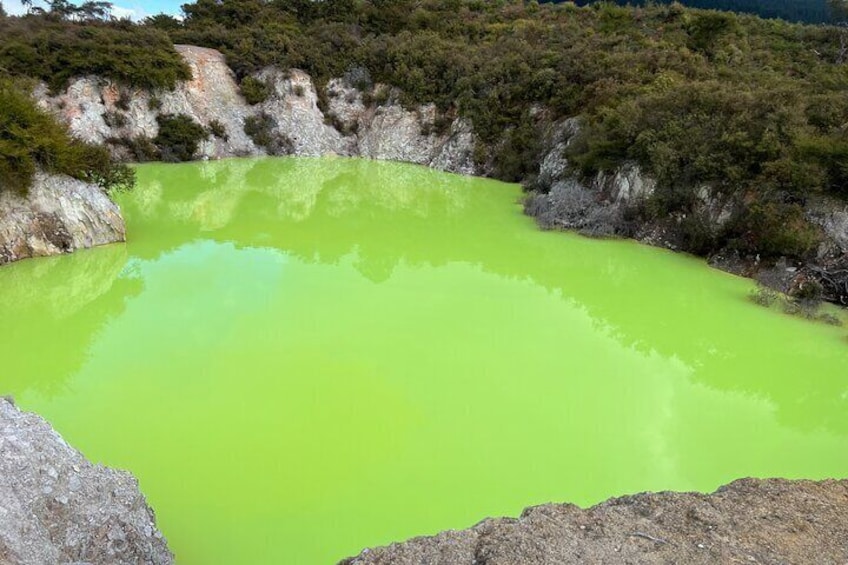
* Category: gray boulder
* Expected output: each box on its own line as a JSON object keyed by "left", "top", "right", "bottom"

{"left": 0, "top": 173, "right": 125, "bottom": 266}
{"left": 343, "top": 478, "right": 848, "bottom": 564}
{"left": 0, "top": 398, "right": 172, "bottom": 564}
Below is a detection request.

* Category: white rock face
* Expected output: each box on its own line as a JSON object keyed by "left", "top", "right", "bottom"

{"left": 528, "top": 118, "right": 658, "bottom": 237}
{"left": 0, "top": 173, "right": 126, "bottom": 266}
{"left": 35, "top": 46, "right": 259, "bottom": 159}
{"left": 602, "top": 164, "right": 656, "bottom": 204}
{"left": 37, "top": 45, "right": 478, "bottom": 174}
{"left": 807, "top": 196, "right": 848, "bottom": 257}
{"left": 256, "top": 68, "right": 353, "bottom": 156}
{"left": 9, "top": 44, "right": 477, "bottom": 268}
{"left": 358, "top": 104, "right": 440, "bottom": 165}
{"left": 0, "top": 398, "right": 172, "bottom": 564}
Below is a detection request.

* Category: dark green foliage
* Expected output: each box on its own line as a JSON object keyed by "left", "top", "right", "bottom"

{"left": 239, "top": 76, "right": 272, "bottom": 105}
{"left": 0, "top": 80, "right": 133, "bottom": 194}
{"left": 685, "top": 11, "right": 739, "bottom": 54}
{"left": 143, "top": 13, "right": 183, "bottom": 32}
{"left": 115, "top": 88, "right": 132, "bottom": 111}
{"left": 324, "top": 112, "right": 358, "bottom": 136}
{"left": 2, "top": 1, "right": 847, "bottom": 261}
{"left": 207, "top": 119, "right": 228, "bottom": 140}
{"left": 551, "top": 0, "right": 834, "bottom": 24}
{"left": 154, "top": 114, "right": 208, "bottom": 162}
{"left": 107, "top": 135, "right": 159, "bottom": 162}
{"left": 793, "top": 278, "right": 825, "bottom": 301}
{"left": 493, "top": 119, "right": 544, "bottom": 183}
{"left": 244, "top": 112, "right": 293, "bottom": 155}
{"left": 102, "top": 110, "right": 127, "bottom": 129}
{"left": 0, "top": 15, "right": 190, "bottom": 92}
{"left": 725, "top": 197, "right": 821, "bottom": 258}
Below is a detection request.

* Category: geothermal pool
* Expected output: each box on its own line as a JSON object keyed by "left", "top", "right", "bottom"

{"left": 1, "top": 157, "right": 846, "bottom": 563}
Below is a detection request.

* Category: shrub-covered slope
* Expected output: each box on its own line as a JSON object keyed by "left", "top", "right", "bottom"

{"left": 0, "top": 8, "right": 191, "bottom": 195}
{"left": 149, "top": 0, "right": 848, "bottom": 260}
{"left": 3, "top": 1, "right": 848, "bottom": 265}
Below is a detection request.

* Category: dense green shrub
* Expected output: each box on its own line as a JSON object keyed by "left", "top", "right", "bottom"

{"left": 4, "top": 1, "right": 848, "bottom": 260}
{"left": 154, "top": 114, "right": 209, "bottom": 162}
{"left": 102, "top": 110, "right": 128, "bottom": 129}
{"left": 725, "top": 197, "right": 821, "bottom": 258}
{"left": 0, "top": 80, "right": 133, "bottom": 194}
{"left": 0, "top": 17, "right": 190, "bottom": 92}
{"left": 244, "top": 112, "right": 293, "bottom": 155}
{"left": 107, "top": 135, "right": 160, "bottom": 163}
{"left": 493, "top": 119, "right": 544, "bottom": 183}
{"left": 207, "top": 119, "right": 229, "bottom": 140}
{"left": 239, "top": 77, "right": 272, "bottom": 105}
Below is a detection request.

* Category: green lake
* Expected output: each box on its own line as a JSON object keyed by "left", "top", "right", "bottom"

{"left": 1, "top": 157, "right": 846, "bottom": 563}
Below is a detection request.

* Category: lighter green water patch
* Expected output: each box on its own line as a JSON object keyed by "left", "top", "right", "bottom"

{"left": 1, "top": 157, "right": 846, "bottom": 563}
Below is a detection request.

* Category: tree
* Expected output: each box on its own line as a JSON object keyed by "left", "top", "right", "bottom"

{"left": 828, "top": 1, "right": 848, "bottom": 63}
{"left": 78, "top": 1, "right": 113, "bottom": 20}
{"left": 46, "top": 0, "right": 77, "bottom": 19}
{"left": 829, "top": 0, "right": 848, "bottom": 21}
{"left": 143, "top": 13, "right": 182, "bottom": 31}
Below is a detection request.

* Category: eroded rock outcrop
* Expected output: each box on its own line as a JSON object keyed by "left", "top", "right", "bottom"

{"left": 27, "top": 44, "right": 848, "bottom": 302}
{"left": 0, "top": 173, "right": 126, "bottom": 266}
{"left": 0, "top": 398, "right": 172, "bottom": 564}
{"left": 343, "top": 478, "right": 848, "bottom": 565}
{"left": 525, "top": 117, "right": 735, "bottom": 247}
{"left": 524, "top": 118, "right": 848, "bottom": 304}
{"left": 36, "top": 45, "right": 478, "bottom": 175}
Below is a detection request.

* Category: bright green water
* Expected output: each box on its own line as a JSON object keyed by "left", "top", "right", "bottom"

{"left": 1, "top": 157, "right": 847, "bottom": 563}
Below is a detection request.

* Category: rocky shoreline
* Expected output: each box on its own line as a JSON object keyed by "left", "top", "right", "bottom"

{"left": 0, "top": 43, "right": 837, "bottom": 303}
{"left": 1, "top": 43, "right": 846, "bottom": 564}
{"left": 0, "top": 172, "right": 125, "bottom": 267}
{"left": 3, "top": 394, "right": 845, "bottom": 564}
{"left": 343, "top": 478, "right": 848, "bottom": 564}
{"left": 0, "top": 398, "right": 171, "bottom": 564}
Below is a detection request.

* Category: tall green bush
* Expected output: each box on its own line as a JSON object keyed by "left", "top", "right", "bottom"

{"left": 0, "top": 80, "right": 134, "bottom": 194}
{"left": 0, "top": 17, "right": 190, "bottom": 92}
{"left": 154, "top": 114, "right": 209, "bottom": 162}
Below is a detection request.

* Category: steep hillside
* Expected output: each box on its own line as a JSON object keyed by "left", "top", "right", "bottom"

{"left": 1, "top": 2, "right": 848, "bottom": 302}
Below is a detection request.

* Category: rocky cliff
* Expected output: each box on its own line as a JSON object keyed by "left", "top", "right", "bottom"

{"left": 343, "top": 478, "right": 848, "bottom": 565}
{"left": 0, "top": 398, "right": 172, "bottom": 564}
{"left": 526, "top": 119, "right": 848, "bottom": 305}
{"left": 0, "top": 172, "right": 125, "bottom": 266}
{"left": 29, "top": 44, "right": 848, "bottom": 303}
{"left": 36, "top": 45, "right": 477, "bottom": 175}
{"left": 1, "top": 45, "right": 474, "bottom": 268}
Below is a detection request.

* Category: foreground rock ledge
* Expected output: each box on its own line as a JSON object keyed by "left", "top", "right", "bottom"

{"left": 343, "top": 478, "right": 848, "bottom": 564}
{"left": 0, "top": 172, "right": 126, "bottom": 267}
{"left": 0, "top": 398, "right": 172, "bottom": 564}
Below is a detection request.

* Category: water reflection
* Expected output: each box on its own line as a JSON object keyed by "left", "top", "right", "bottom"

{"left": 119, "top": 157, "right": 848, "bottom": 435}
{"left": 0, "top": 243, "right": 140, "bottom": 394}
{"left": 0, "top": 156, "right": 844, "bottom": 564}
